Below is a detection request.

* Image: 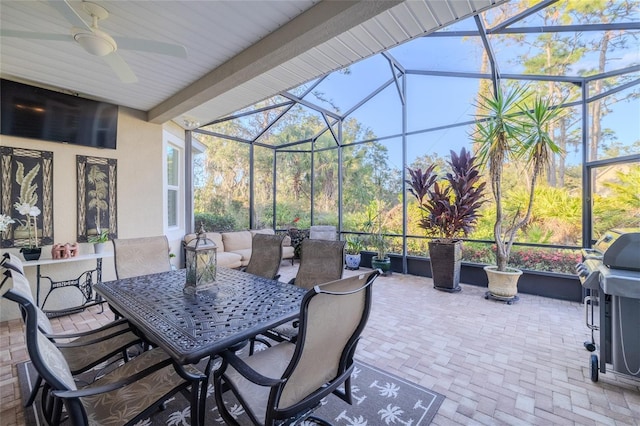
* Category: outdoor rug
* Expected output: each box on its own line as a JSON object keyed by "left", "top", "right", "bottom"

{"left": 17, "top": 359, "right": 444, "bottom": 425}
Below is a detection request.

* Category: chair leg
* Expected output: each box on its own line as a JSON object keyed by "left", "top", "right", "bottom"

{"left": 24, "top": 374, "right": 42, "bottom": 407}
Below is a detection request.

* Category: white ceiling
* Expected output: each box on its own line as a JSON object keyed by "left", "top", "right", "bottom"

{"left": 0, "top": 0, "right": 503, "bottom": 130}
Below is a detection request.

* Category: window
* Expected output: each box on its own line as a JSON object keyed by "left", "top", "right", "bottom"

{"left": 167, "top": 145, "right": 179, "bottom": 227}
{"left": 163, "top": 130, "right": 184, "bottom": 237}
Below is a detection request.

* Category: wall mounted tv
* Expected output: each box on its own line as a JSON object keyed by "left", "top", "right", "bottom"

{"left": 1, "top": 79, "right": 118, "bottom": 149}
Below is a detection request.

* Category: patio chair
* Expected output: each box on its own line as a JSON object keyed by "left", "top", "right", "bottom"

{"left": 309, "top": 225, "right": 337, "bottom": 240}
{"left": 1, "top": 270, "right": 206, "bottom": 426}
{"left": 213, "top": 270, "right": 379, "bottom": 426}
{"left": 0, "top": 262, "right": 142, "bottom": 410}
{"left": 1, "top": 252, "right": 25, "bottom": 274}
{"left": 243, "top": 233, "right": 285, "bottom": 280}
{"left": 290, "top": 239, "right": 346, "bottom": 289}
{"left": 113, "top": 235, "right": 171, "bottom": 279}
{"left": 250, "top": 239, "right": 346, "bottom": 353}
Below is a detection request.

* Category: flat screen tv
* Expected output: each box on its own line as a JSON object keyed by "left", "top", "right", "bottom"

{"left": 1, "top": 79, "right": 118, "bottom": 149}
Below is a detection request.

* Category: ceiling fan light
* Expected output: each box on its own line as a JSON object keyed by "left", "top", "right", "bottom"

{"left": 73, "top": 30, "right": 117, "bottom": 57}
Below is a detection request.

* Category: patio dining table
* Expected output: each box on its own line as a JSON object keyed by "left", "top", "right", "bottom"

{"left": 94, "top": 267, "right": 306, "bottom": 424}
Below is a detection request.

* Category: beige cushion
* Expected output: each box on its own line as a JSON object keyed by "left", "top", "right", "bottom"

{"left": 231, "top": 249, "right": 252, "bottom": 266}
{"left": 250, "top": 229, "right": 291, "bottom": 247}
{"left": 184, "top": 232, "right": 224, "bottom": 252}
{"left": 282, "top": 246, "right": 294, "bottom": 260}
{"left": 222, "top": 231, "right": 253, "bottom": 252}
{"left": 217, "top": 252, "right": 243, "bottom": 269}
{"left": 250, "top": 228, "right": 275, "bottom": 236}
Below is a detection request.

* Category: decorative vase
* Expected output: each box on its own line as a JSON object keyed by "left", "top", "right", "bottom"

{"left": 428, "top": 240, "right": 462, "bottom": 292}
{"left": 345, "top": 253, "right": 361, "bottom": 270}
{"left": 94, "top": 242, "right": 106, "bottom": 254}
{"left": 20, "top": 247, "right": 42, "bottom": 261}
{"left": 371, "top": 256, "right": 391, "bottom": 276}
{"left": 484, "top": 265, "right": 523, "bottom": 302}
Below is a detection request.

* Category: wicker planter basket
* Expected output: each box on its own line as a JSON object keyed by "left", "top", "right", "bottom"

{"left": 428, "top": 240, "right": 462, "bottom": 292}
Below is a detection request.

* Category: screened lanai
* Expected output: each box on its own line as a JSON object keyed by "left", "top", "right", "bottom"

{"left": 188, "top": 0, "right": 639, "bottom": 280}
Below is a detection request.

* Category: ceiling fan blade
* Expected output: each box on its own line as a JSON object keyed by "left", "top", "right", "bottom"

{"left": 102, "top": 52, "right": 138, "bottom": 83}
{"left": 48, "top": 0, "right": 91, "bottom": 30}
{"left": 0, "top": 29, "right": 70, "bottom": 41}
{"left": 114, "top": 37, "right": 187, "bottom": 58}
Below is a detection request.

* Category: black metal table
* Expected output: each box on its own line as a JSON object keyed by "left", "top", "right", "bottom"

{"left": 95, "top": 267, "right": 306, "bottom": 365}
{"left": 95, "top": 267, "right": 306, "bottom": 425}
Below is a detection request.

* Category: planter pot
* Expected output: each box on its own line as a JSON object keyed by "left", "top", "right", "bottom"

{"left": 345, "top": 253, "right": 361, "bottom": 270}
{"left": 20, "top": 247, "right": 42, "bottom": 261}
{"left": 93, "top": 242, "right": 106, "bottom": 254}
{"left": 371, "top": 256, "right": 391, "bottom": 276}
{"left": 428, "top": 240, "right": 462, "bottom": 292}
{"left": 484, "top": 265, "right": 522, "bottom": 301}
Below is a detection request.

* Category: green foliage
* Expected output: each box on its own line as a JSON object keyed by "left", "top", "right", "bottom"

{"left": 194, "top": 212, "right": 237, "bottom": 232}
{"left": 462, "top": 242, "right": 581, "bottom": 274}
{"left": 345, "top": 236, "right": 364, "bottom": 255}
{"left": 87, "top": 228, "right": 109, "bottom": 243}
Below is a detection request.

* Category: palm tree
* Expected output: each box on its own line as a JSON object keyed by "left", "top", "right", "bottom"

{"left": 87, "top": 165, "right": 108, "bottom": 233}
{"left": 475, "top": 85, "right": 564, "bottom": 272}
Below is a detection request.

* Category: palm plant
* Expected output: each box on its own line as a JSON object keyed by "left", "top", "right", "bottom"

{"left": 475, "top": 85, "right": 565, "bottom": 272}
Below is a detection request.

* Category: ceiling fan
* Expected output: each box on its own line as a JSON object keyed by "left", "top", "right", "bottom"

{"left": 0, "top": 0, "right": 187, "bottom": 83}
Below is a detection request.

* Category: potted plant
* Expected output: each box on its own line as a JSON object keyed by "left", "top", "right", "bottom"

{"left": 345, "top": 236, "right": 364, "bottom": 270}
{"left": 406, "top": 147, "right": 486, "bottom": 292}
{"left": 474, "top": 85, "right": 564, "bottom": 301}
{"left": 88, "top": 228, "right": 110, "bottom": 254}
{"left": 363, "top": 203, "right": 391, "bottom": 275}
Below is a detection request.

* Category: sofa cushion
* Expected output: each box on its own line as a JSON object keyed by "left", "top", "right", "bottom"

{"left": 184, "top": 232, "right": 224, "bottom": 252}
{"left": 282, "top": 246, "right": 294, "bottom": 260}
{"left": 231, "top": 249, "right": 252, "bottom": 266}
{"left": 217, "top": 252, "right": 243, "bottom": 269}
{"left": 222, "top": 231, "right": 253, "bottom": 253}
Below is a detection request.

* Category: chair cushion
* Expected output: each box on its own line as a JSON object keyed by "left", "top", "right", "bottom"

{"left": 224, "top": 342, "right": 296, "bottom": 424}
{"left": 58, "top": 323, "right": 141, "bottom": 373}
{"left": 222, "top": 231, "right": 252, "bottom": 252}
{"left": 81, "top": 348, "right": 193, "bottom": 425}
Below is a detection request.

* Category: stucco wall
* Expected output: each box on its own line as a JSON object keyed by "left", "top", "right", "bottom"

{"left": 0, "top": 107, "right": 173, "bottom": 321}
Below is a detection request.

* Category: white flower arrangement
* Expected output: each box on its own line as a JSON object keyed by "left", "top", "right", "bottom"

{"left": 0, "top": 214, "right": 15, "bottom": 235}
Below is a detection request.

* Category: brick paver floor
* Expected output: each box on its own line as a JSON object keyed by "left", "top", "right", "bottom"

{"left": 1, "top": 264, "right": 639, "bottom": 425}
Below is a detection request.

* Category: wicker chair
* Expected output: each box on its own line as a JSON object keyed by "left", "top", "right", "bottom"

{"left": 113, "top": 236, "right": 171, "bottom": 279}
{"left": 1, "top": 255, "right": 142, "bottom": 410}
{"left": 243, "top": 233, "right": 285, "bottom": 280}
{"left": 1, "top": 270, "right": 205, "bottom": 426}
{"left": 214, "top": 270, "right": 379, "bottom": 426}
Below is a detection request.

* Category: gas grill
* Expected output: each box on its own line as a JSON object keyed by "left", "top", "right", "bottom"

{"left": 575, "top": 229, "right": 640, "bottom": 382}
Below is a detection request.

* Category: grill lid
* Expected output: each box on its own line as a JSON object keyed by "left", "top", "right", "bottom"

{"left": 601, "top": 230, "right": 640, "bottom": 271}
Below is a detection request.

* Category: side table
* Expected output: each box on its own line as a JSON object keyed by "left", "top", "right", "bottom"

{"left": 22, "top": 252, "right": 112, "bottom": 317}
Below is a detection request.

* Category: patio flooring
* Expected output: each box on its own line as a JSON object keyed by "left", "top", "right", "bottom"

{"left": 1, "top": 263, "right": 639, "bottom": 425}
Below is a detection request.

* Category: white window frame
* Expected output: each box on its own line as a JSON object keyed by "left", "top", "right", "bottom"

{"left": 163, "top": 130, "right": 185, "bottom": 241}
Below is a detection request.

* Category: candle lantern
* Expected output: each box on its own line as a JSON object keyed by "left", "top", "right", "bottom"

{"left": 184, "top": 224, "right": 217, "bottom": 294}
